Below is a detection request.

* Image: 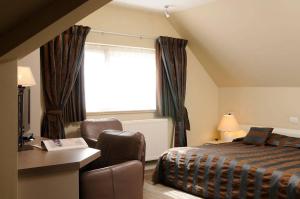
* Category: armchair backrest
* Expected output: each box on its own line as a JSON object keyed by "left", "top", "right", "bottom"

{"left": 80, "top": 118, "right": 123, "bottom": 140}
{"left": 96, "top": 131, "right": 146, "bottom": 170}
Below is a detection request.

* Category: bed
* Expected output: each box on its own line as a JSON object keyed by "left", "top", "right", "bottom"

{"left": 152, "top": 141, "right": 300, "bottom": 199}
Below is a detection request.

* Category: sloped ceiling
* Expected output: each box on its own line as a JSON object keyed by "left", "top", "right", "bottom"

{"left": 113, "top": 0, "right": 214, "bottom": 11}
{"left": 170, "top": 0, "right": 300, "bottom": 86}
{"left": 114, "top": 0, "right": 300, "bottom": 87}
{"left": 0, "top": 0, "right": 55, "bottom": 35}
{"left": 0, "top": 0, "right": 111, "bottom": 62}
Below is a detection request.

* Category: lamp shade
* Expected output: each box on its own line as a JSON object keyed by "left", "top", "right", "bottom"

{"left": 18, "top": 66, "right": 36, "bottom": 87}
{"left": 218, "top": 113, "right": 240, "bottom": 132}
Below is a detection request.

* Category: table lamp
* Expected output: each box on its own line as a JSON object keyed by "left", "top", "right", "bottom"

{"left": 18, "top": 66, "right": 36, "bottom": 151}
{"left": 217, "top": 113, "right": 240, "bottom": 142}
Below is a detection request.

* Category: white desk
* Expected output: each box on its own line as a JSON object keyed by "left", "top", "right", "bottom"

{"left": 18, "top": 147, "right": 100, "bottom": 199}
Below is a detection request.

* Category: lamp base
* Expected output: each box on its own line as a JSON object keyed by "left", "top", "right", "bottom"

{"left": 221, "top": 131, "right": 246, "bottom": 142}
{"left": 221, "top": 131, "right": 237, "bottom": 142}
{"left": 18, "top": 144, "right": 33, "bottom": 152}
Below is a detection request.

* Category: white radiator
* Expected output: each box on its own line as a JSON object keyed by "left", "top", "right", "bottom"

{"left": 122, "top": 118, "right": 169, "bottom": 161}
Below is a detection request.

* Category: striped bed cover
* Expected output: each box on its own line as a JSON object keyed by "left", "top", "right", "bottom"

{"left": 152, "top": 142, "right": 300, "bottom": 199}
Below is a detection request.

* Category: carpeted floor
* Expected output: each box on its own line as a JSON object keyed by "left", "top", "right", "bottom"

{"left": 143, "top": 169, "right": 202, "bottom": 199}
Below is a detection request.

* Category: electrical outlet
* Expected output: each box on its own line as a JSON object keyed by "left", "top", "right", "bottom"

{"left": 289, "top": 116, "right": 299, "bottom": 124}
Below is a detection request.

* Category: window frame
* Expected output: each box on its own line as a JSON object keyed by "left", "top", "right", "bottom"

{"left": 84, "top": 42, "right": 157, "bottom": 114}
{"left": 86, "top": 109, "right": 157, "bottom": 117}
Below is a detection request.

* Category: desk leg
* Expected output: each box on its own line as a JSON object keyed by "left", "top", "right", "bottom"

{"left": 18, "top": 169, "right": 79, "bottom": 199}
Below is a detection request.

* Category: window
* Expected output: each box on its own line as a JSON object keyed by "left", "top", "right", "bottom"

{"left": 84, "top": 44, "right": 156, "bottom": 113}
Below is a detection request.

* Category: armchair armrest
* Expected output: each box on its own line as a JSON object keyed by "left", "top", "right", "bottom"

{"left": 80, "top": 160, "right": 143, "bottom": 199}
{"left": 83, "top": 137, "right": 97, "bottom": 148}
{"left": 80, "top": 118, "right": 123, "bottom": 146}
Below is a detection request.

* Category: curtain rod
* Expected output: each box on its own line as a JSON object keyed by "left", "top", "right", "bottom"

{"left": 90, "top": 29, "right": 156, "bottom": 40}
{"left": 85, "top": 42, "right": 155, "bottom": 51}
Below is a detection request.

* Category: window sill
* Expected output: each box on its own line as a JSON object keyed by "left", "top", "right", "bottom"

{"left": 86, "top": 110, "right": 157, "bottom": 116}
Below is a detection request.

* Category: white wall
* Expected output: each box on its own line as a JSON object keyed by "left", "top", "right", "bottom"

{"left": 18, "top": 49, "right": 42, "bottom": 137}
{"left": 0, "top": 61, "right": 18, "bottom": 199}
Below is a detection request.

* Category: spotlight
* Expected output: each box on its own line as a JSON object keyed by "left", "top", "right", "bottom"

{"left": 164, "top": 5, "right": 170, "bottom": 18}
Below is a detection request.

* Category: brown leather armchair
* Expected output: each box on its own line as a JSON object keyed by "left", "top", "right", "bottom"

{"left": 80, "top": 119, "right": 146, "bottom": 199}
{"left": 81, "top": 118, "right": 123, "bottom": 148}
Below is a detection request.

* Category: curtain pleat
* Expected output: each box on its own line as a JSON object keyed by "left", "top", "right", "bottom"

{"left": 40, "top": 25, "right": 90, "bottom": 139}
{"left": 63, "top": 59, "right": 86, "bottom": 124}
{"left": 156, "top": 36, "right": 190, "bottom": 147}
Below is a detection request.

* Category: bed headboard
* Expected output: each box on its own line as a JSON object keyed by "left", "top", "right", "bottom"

{"left": 240, "top": 124, "right": 300, "bottom": 138}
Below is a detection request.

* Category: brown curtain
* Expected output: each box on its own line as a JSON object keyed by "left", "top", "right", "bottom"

{"left": 156, "top": 36, "right": 190, "bottom": 147}
{"left": 40, "top": 25, "right": 90, "bottom": 139}
{"left": 63, "top": 61, "right": 86, "bottom": 123}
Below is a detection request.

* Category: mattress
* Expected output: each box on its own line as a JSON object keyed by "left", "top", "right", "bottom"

{"left": 152, "top": 142, "right": 300, "bottom": 199}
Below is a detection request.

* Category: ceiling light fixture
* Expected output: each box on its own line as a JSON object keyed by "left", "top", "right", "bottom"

{"left": 164, "top": 5, "right": 170, "bottom": 18}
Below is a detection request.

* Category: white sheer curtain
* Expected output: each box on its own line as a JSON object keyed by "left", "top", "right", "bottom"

{"left": 84, "top": 44, "right": 156, "bottom": 113}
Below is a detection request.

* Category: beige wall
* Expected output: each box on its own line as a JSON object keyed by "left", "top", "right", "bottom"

{"left": 18, "top": 49, "right": 42, "bottom": 137}
{"left": 20, "top": 3, "right": 218, "bottom": 146}
{"left": 0, "top": 61, "right": 18, "bottom": 199}
{"left": 219, "top": 87, "right": 300, "bottom": 129}
{"left": 75, "top": 3, "right": 219, "bottom": 146}
{"left": 78, "top": 4, "right": 178, "bottom": 48}
{"left": 185, "top": 48, "right": 219, "bottom": 144}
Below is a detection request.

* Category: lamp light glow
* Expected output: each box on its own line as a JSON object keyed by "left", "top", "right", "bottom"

{"left": 218, "top": 113, "right": 241, "bottom": 142}
{"left": 218, "top": 113, "right": 240, "bottom": 132}
{"left": 18, "top": 66, "right": 36, "bottom": 87}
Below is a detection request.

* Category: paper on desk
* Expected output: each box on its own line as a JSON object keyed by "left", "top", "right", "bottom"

{"left": 42, "top": 138, "right": 88, "bottom": 151}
